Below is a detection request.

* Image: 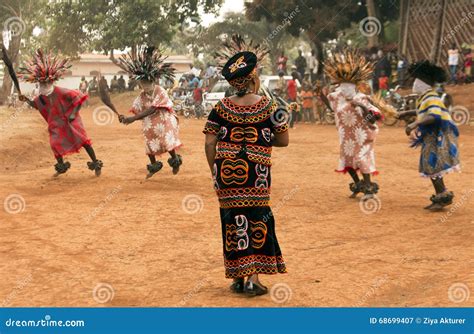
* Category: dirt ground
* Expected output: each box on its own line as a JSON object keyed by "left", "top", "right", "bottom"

{"left": 0, "top": 90, "right": 473, "bottom": 307}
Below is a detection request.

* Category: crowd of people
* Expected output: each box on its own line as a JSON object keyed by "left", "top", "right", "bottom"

{"left": 78, "top": 74, "right": 132, "bottom": 96}
{"left": 447, "top": 43, "right": 473, "bottom": 85}
{"left": 265, "top": 43, "right": 472, "bottom": 129}
{"left": 64, "top": 42, "right": 471, "bottom": 129}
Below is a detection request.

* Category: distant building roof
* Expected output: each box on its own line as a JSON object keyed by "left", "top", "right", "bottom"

{"left": 76, "top": 53, "right": 193, "bottom": 65}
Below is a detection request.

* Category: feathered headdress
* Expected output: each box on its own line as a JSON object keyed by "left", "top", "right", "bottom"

{"left": 19, "top": 49, "right": 71, "bottom": 83}
{"left": 408, "top": 60, "right": 446, "bottom": 85}
{"left": 324, "top": 49, "right": 373, "bottom": 84}
{"left": 215, "top": 34, "right": 269, "bottom": 69}
{"left": 116, "top": 46, "right": 175, "bottom": 82}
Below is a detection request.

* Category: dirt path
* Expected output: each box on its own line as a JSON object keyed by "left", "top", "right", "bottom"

{"left": 0, "top": 95, "right": 472, "bottom": 307}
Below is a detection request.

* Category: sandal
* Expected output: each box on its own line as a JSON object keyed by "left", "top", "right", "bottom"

{"left": 230, "top": 278, "right": 245, "bottom": 294}
{"left": 87, "top": 160, "right": 103, "bottom": 177}
{"left": 349, "top": 181, "right": 363, "bottom": 198}
{"left": 244, "top": 281, "right": 268, "bottom": 296}
{"left": 362, "top": 182, "right": 379, "bottom": 198}
{"left": 146, "top": 161, "right": 163, "bottom": 179}
{"left": 426, "top": 191, "right": 454, "bottom": 211}
{"left": 54, "top": 161, "right": 71, "bottom": 176}
{"left": 168, "top": 155, "right": 183, "bottom": 175}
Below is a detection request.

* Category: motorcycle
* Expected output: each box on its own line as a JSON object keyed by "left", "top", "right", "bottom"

{"left": 173, "top": 91, "right": 208, "bottom": 119}
{"left": 184, "top": 102, "right": 208, "bottom": 119}
{"left": 382, "top": 86, "right": 418, "bottom": 126}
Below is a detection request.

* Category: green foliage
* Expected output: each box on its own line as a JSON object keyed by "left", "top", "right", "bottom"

{"left": 40, "top": 0, "right": 223, "bottom": 56}
{"left": 245, "top": 0, "right": 400, "bottom": 44}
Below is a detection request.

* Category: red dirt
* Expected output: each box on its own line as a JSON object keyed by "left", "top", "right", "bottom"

{"left": 0, "top": 90, "right": 472, "bottom": 307}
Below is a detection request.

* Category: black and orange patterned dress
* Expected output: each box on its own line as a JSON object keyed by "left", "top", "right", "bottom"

{"left": 203, "top": 95, "right": 288, "bottom": 279}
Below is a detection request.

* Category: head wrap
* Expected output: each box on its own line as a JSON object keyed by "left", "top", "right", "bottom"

{"left": 215, "top": 34, "right": 269, "bottom": 92}
{"left": 222, "top": 51, "right": 258, "bottom": 90}
{"left": 324, "top": 49, "right": 373, "bottom": 84}
{"left": 116, "top": 46, "right": 175, "bottom": 82}
{"left": 19, "top": 49, "right": 71, "bottom": 83}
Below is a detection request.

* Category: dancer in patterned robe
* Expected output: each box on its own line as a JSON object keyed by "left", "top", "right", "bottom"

{"left": 399, "top": 60, "right": 460, "bottom": 210}
{"left": 323, "top": 50, "right": 382, "bottom": 198}
{"left": 18, "top": 49, "right": 103, "bottom": 176}
{"left": 204, "top": 36, "right": 289, "bottom": 296}
{"left": 117, "top": 47, "right": 182, "bottom": 178}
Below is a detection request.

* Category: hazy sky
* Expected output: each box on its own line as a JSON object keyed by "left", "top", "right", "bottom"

{"left": 201, "top": 0, "right": 245, "bottom": 26}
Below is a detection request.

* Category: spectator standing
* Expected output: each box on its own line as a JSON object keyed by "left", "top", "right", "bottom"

{"left": 373, "top": 50, "right": 391, "bottom": 92}
{"left": 287, "top": 72, "right": 298, "bottom": 128}
{"left": 275, "top": 71, "right": 287, "bottom": 98}
{"left": 99, "top": 76, "right": 109, "bottom": 92}
{"left": 378, "top": 71, "right": 389, "bottom": 97}
{"left": 301, "top": 82, "right": 315, "bottom": 123}
{"left": 314, "top": 82, "right": 329, "bottom": 125}
{"left": 128, "top": 77, "right": 137, "bottom": 91}
{"left": 118, "top": 75, "right": 126, "bottom": 93}
{"left": 193, "top": 83, "right": 203, "bottom": 118}
{"left": 188, "top": 74, "right": 200, "bottom": 90}
{"left": 307, "top": 50, "right": 319, "bottom": 84}
{"left": 277, "top": 51, "right": 288, "bottom": 74}
{"left": 88, "top": 76, "right": 98, "bottom": 96}
{"left": 79, "top": 76, "right": 88, "bottom": 94}
{"left": 397, "top": 54, "right": 408, "bottom": 87}
{"left": 295, "top": 50, "right": 307, "bottom": 80}
{"left": 448, "top": 44, "right": 459, "bottom": 84}
{"left": 110, "top": 75, "right": 119, "bottom": 92}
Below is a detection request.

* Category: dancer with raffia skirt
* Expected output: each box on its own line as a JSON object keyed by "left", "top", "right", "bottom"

{"left": 204, "top": 35, "right": 289, "bottom": 296}
{"left": 18, "top": 49, "right": 103, "bottom": 177}
{"left": 399, "top": 60, "right": 460, "bottom": 211}
{"left": 322, "top": 50, "right": 383, "bottom": 199}
{"left": 116, "top": 47, "right": 183, "bottom": 178}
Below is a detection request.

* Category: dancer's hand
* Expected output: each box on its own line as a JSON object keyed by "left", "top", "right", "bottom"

{"left": 397, "top": 111, "right": 409, "bottom": 120}
{"left": 405, "top": 122, "right": 417, "bottom": 136}
{"left": 118, "top": 115, "right": 126, "bottom": 123}
{"left": 121, "top": 116, "right": 135, "bottom": 125}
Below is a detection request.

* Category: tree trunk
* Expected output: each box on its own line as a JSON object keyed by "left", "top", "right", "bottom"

{"left": 366, "top": 0, "right": 380, "bottom": 48}
{"left": 0, "top": 34, "right": 21, "bottom": 104}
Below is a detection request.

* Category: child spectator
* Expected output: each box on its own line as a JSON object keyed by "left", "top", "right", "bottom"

{"left": 378, "top": 71, "right": 389, "bottom": 97}
{"left": 301, "top": 83, "right": 315, "bottom": 123}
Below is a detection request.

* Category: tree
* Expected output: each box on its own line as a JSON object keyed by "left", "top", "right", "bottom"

{"left": 44, "top": 0, "right": 223, "bottom": 56}
{"left": 183, "top": 12, "right": 301, "bottom": 74}
{"left": 0, "top": 0, "right": 44, "bottom": 103}
{"left": 245, "top": 0, "right": 400, "bottom": 71}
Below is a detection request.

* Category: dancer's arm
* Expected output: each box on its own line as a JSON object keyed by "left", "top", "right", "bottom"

{"left": 18, "top": 95, "right": 37, "bottom": 109}
{"left": 352, "top": 100, "right": 382, "bottom": 124}
{"left": 122, "top": 107, "right": 160, "bottom": 124}
{"left": 405, "top": 115, "right": 436, "bottom": 136}
{"left": 272, "top": 131, "right": 289, "bottom": 147}
{"left": 397, "top": 110, "right": 417, "bottom": 119}
{"left": 204, "top": 134, "right": 218, "bottom": 171}
{"left": 68, "top": 105, "right": 81, "bottom": 121}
